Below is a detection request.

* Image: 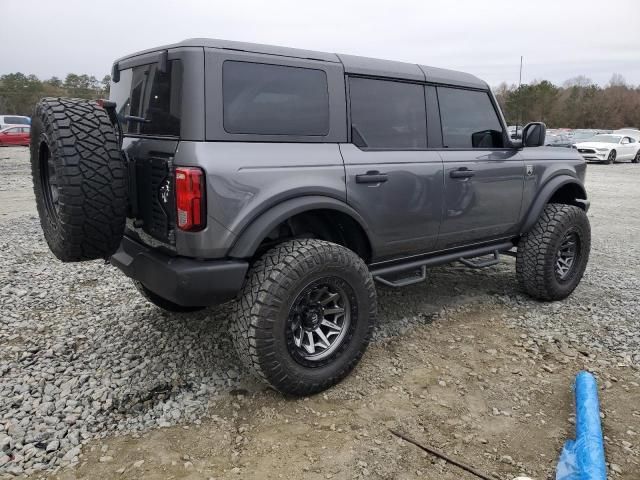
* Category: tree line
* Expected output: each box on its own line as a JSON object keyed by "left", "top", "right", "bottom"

{"left": 0, "top": 73, "right": 110, "bottom": 117}
{"left": 494, "top": 75, "right": 640, "bottom": 129}
{"left": 1, "top": 71, "right": 639, "bottom": 129}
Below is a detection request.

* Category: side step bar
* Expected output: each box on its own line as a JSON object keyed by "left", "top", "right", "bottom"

{"left": 458, "top": 250, "right": 500, "bottom": 269}
{"left": 370, "top": 241, "right": 515, "bottom": 288}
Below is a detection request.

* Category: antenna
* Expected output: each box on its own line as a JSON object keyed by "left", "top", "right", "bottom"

{"left": 515, "top": 56, "right": 523, "bottom": 137}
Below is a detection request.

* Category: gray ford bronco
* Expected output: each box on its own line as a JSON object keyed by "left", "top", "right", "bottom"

{"left": 30, "top": 39, "right": 590, "bottom": 395}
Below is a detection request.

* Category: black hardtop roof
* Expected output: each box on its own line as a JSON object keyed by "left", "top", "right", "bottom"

{"left": 114, "top": 38, "right": 487, "bottom": 89}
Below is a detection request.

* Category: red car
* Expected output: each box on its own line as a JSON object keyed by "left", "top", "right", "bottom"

{"left": 0, "top": 126, "right": 31, "bottom": 146}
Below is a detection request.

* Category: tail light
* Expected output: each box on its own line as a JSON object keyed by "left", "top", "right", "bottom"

{"left": 175, "top": 167, "right": 205, "bottom": 231}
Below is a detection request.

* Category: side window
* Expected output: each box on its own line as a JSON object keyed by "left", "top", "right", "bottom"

{"left": 437, "top": 87, "right": 504, "bottom": 148}
{"left": 622, "top": 137, "right": 631, "bottom": 144}
{"left": 223, "top": 61, "right": 329, "bottom": 136}
{"left": 348, "top": 77, "right": 426, "bottom": 149}
{"left": 116, "top": 61, "right": 183, "bottom": 137}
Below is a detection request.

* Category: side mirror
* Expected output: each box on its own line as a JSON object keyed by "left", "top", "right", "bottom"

{"left": 521, "top": 122, "right": 546, "bottom": 147}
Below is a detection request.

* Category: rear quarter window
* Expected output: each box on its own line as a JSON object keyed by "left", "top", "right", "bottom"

{"left": 222, "top": 61, "right": 330, "bottom": 136}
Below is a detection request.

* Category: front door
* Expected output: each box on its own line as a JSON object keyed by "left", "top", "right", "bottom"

{"left": 3, "top": 127, "right": 21, "bottom": 145}
{"left": 619, "top": 137, "right": 635, "bottom": 160}
{"left": 342, "top": 77, "right": 444, "bottom": 261}
{"left": 435, "top": 86, "right": 524, "bottom": 249}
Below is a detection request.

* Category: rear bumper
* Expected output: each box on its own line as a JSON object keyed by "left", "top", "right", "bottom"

{"left": 110, "top": 236, "right": 249, "bottom": 307}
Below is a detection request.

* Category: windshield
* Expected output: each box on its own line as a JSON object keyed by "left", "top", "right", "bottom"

{"left": 588, "top": 135, "right": 621, "bottom": 144}
{"left": 110, "top": 60, "right": 183, "bottom": 137}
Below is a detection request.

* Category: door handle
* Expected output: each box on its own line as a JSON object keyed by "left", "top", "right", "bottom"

{"left": 356, "top": 171, "right": 388, "bottom": 184}
{"left": 450, "top": 168, "right": 475, "bottom": 179}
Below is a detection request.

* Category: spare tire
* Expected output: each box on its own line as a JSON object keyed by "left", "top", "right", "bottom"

{"left": 30, "top": 98, "right": 128, "bottom": 262}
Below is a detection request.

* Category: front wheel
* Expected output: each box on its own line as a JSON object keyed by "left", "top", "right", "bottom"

{"left": 516, "top": 204, "right": 590, "bottom": 301}
{"left": 606, "top": 150, "right": 616, "bottom": 164}
{"left": 230, "top": 239, "right": 377, "bottom": 396}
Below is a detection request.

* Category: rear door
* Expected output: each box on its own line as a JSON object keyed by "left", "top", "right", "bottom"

{"left": 342, "top": 77, "right": 444, "bottom": 261}
{"left": 19, "top": 127, "right": 30, "bottom": 145}
{"left": 435, "top": 87, "right": 524, "bottom": 249}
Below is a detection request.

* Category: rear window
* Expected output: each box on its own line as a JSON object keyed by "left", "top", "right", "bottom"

{"left": 222, "top": 61, "right": 329, "bottom": 136}
{"left": 348, "top": 77, "right": 427, "bottom": 149}
{"left": 3, "top": 116, "right": 29, "bottom": 125}
{"left": 110, "top": 60, "right": 183, "bottom": 137}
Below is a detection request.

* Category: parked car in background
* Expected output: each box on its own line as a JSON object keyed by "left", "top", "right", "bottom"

{"left": 575, "top": 134, "right": 640, "bottom": 164}
{"left": 545, "top": 132, "right": 572, "bottom": 148}
{"left": 570, "top": 130, "right": 598, "bottom": 143}
{"left": 613, "top": 128, "right": 640, "bottom": 140}
{"left": 0, "top": 115, "right": 30, "bottom": 130}
{"left": 0, "top": 126, "right": 31, "bottom": 146}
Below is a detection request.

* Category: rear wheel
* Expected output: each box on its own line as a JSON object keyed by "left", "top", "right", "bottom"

{"left": 31, "top": 98, "right": 127, "bottom": 262}
{"left": 606, "top": 150, "right": 616, "bottom": 164}
{"left": 516, "top": 204, "right": 590, "bottom": 301}
{"left": 633, "top": 150, "right": 640, "bottom": 164}
{"left": 134, "top": 281, "right": 205, "bottom": 313}
{"left": 230, "top": 239, "right": 377, "bottom": 396}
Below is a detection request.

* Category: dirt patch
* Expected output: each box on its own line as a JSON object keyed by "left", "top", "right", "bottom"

{"left": 51, "top": 306, "right": 640, "bottom": 480}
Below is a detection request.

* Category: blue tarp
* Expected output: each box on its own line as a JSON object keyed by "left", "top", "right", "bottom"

{"left": 556, "top": 371, "right": 607, "bottom": 480}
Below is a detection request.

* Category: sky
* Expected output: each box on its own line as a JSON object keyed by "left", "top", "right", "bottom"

{"left": 2, "top": 0, "right": 639, "bottom": 87}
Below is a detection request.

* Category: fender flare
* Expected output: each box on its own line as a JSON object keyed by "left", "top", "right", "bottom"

{"left": 228, "top": 196, "right": 372, "bottom": 258}
{"left": 520, "top": 175, "right": 588, "bottom": 234}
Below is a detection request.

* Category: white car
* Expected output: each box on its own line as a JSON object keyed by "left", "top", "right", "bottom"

{"left": 574, "top": 134, "right": 640, "bottom": 164}
{"left": 0, "top": 115, "right": 30, "bottom": 130}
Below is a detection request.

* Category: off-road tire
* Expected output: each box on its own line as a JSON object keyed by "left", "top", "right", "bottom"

{"left": 31, "top": 98, "right": 127, "bottom": 262}
{"left": 230, "top": 239, "right": 377, "bottom": 396}
{"left": 134, "top": 281, "right": 206, "bottom": 313}
{"left": 516, "top": 204, "right": 590, "bottom": 301}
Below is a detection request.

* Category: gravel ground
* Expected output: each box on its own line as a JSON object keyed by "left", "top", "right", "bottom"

{"left": 0, "top": 146, "right": 638, "bottom": 477}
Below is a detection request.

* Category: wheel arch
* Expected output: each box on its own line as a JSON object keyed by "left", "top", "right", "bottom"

{"left": 228, "top": 196, "right": 374, "bottom": 262}
{"left": 521, "top": 176, "right": 588, "bottom": 234}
